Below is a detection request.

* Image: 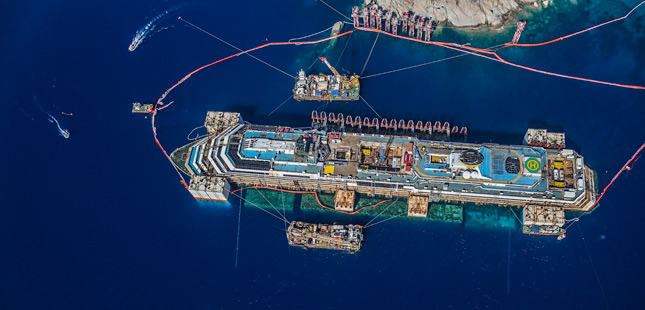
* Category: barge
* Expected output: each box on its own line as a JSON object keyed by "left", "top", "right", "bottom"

{"left": 287, "top": 221, "right": 364, "bottom": 253}
{"left": 170, "top": 112, "right": 598, "bottom": 236}
{"left": 132, "top": 102, "right": 154, "bottom": 113}
{"left": 293, "top": 57, "right": 360, "bottom": 101}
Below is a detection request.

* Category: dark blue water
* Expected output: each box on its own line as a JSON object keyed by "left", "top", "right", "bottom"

{"left": 2, "top": 0, "right": 644, "bottom": 308}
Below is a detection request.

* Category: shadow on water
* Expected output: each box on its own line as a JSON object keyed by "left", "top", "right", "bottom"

{"left": 224, "top": 104, "right": 259, "bottom": 121}
{"left": 466, "top": 129, "right": 524, "bottom": 146}
{"left": 472, "top": 122, "right": 584, "bottom": 154}
{"left": 526, "top": 119, "right": 565, "bottom": 132}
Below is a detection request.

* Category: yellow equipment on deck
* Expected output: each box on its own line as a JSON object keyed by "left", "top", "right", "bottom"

{"left": 319, "top": 57, "right": 360, "bottom": 90}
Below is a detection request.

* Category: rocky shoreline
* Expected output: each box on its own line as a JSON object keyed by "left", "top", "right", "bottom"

{"left": 367, "top": 0, "right": 554, "bottom": 28}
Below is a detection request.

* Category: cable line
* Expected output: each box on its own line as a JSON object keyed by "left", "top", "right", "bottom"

{"left": 150, "top": 3, "right": 645, "bottom": 201}
{"left": 235, "top": 198, "right": 242, "bottom": 268}
{"left": 505, "top": 1, "right": 645, "bottom": 48}
{"left": 229, "top": 189, "right": 290, "bottom": 224}
{"left": 281, "top": 190, "right": 288, "bottom": 224}
{"left": 335, "top": 31, "right": 353, "bottom": 67}
{"left": 186, "top": 125, "right": 208, "bottom": 141}
{"left": 508, "top": 207, "right": 522, "bottom": 226}
{"left": 365, "top": 211, "right": 408, "bottom": 228}
{"left": 361, "top": 53, "right": 466, "bottom": 79}
{"left": 360, "top": 32, "right": 379, "bottom": 76}
{"left": 359, "top": 95, "right": 382, "bottom": 119}
{"left": 364, "top": 197, "right": 400, "bottom": 227}
{"left": 231, "top": 186, "right": 391, "bottom": 215}
{"left": 267, "top": 94, "right": 293, "bottom": 116}
{"left": 289, "top": 25, "right": 334, "bottom": 42}
{"left": 180, "top": 17, "right": 295, "bottom": 79}
{"left": 318, "top": 0, "right": 351, "bottom": 21}
{"left": 565, "top": 142, "right": 645, "bottom": 230}
{"left": 254, "top": 187, "right": 289, "bottom": 222}
{"left": 361, "top": 43, "right": 506, "bottom": 79}
{"left": 354, "top": 25, "right": 645, "bottom": 90}
{"left": 578, "top": 223, "right": 610, "bottom": 309}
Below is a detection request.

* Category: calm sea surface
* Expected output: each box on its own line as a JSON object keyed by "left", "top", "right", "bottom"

{"left": 1, "top": 0, "right": 644, "bottom": 308}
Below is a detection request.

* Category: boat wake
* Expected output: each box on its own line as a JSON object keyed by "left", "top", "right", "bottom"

{"left": 48, "top": 114, "right": 70, "bottom": 139}
{"left": 129, "top": 5, "right": 184, "bottom": 52}
{"left": 31, "top": 95, "right": 70, "bottom": 139}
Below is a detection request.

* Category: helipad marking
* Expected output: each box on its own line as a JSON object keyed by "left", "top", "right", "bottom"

{"left": 525, "top": 158, "right": 541, "bottom": 173}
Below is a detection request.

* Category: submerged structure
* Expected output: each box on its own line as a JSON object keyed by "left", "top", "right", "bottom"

{"left": 293, "top": 57, "right": 360, "bottom": 101}
{"left": 170, "top": 112, "right": 597, "bottom": 236}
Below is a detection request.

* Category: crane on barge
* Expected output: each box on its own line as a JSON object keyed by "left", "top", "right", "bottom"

{"left": 319, "top": 57, "right": 360, "bottom": 89}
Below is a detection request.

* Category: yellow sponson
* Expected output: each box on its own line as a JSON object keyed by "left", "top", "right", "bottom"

{"left": 458, "top": 159, "right": 482, "bottom": 169}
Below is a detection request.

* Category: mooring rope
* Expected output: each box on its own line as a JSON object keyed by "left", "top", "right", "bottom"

{"left": 354, "top": 24, "right": 645, "bottom": 90}
{"left": 577, "top": 223, "right": 610, "bottom": 309}
{"left": 359, "top": 95, "right": 382, "bottom": 119}
{"left": 186, "top": 125, "right": 207, "bottom": 140}
{"left": 335, "top": 31, "right": 353, "bottom": 67}
{"left": 235, "top": 198, "right": 242, "bottom": 268}
{"left": 361, "top": 53, "right": 466, "bottom": 79}
{"left": 228, "top": 189, "right": 290, "bottom": 224}
{"left": 509, "top": 207, "right": 523, "bottom": 225}
{"left": 360, "top": 32, "right": 379, "bottom": 76}
{"left": 365, "top": 211, "right": 408, "bottom": 228}
{"left": 505, "top": 1, "right": 645, "bottom": 49}
{"left": 289, "top": 25, "right": 334, "bottom": 42}
{"left": 180, "top": 17, "right": 295, "bottom": 79}
{"left": 564, "top": 142, "right": 645, "bottom": 230}
{"left": 318, "top": 0, "right": 351, "bottom": 21}
{"left": 364, "top": 197, "right": 400, "bottom": 227}
{"left": 253, "top": 187, "right": 289, "bottom": 222}
{"left": 267, "top": 94, "right": 293, "bottom": 116}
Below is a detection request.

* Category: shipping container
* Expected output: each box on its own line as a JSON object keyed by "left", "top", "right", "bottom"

{"left": 404, "top": 153, "right": 413, "bottom": 164}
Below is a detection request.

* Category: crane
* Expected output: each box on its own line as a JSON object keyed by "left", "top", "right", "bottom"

{"left": 319, "top": 57, "right": 341, "bottom": 76}
{"left": 319, "top": 57, "right": 360, "bottom": 89}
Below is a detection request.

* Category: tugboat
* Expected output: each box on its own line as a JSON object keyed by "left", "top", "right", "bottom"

{"left": 48, "top": 115, "right": 70, "bottom": 139}
{"left": 132, "top": 102, "right": 154, "bottom": 113}
{"left": 129, "top": 29, "right": 145, "bottom": 51}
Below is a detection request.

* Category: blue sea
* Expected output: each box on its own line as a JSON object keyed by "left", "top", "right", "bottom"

{"left": 2, "top": 0, "right": 644, "bottom": 308}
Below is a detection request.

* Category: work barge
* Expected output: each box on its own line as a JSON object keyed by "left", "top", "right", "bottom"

{"left": 170, "top": 112, "right": 598, "bottom": 237}
{"left": 293, "top": 57, "right": 360, "bottom": 102}
{"left": 287, "top": 222, "right": 364, "bottom": 253}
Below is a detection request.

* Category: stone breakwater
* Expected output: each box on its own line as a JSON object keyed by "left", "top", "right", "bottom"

{"left": 368, "top": 0, "right": 551, "bottom": 27}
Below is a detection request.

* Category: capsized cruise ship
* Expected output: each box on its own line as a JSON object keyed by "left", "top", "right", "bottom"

{"left": 170, "top": 112, "right": 597, "bottom": 236}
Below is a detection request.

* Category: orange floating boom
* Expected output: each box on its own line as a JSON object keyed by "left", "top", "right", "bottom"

{"left": 231, "top": 186, "right": 392, "bottom": 215}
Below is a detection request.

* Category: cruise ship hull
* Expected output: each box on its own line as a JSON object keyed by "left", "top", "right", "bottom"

{"left": 170, "top": 112, "right": 598, "bottom": 235}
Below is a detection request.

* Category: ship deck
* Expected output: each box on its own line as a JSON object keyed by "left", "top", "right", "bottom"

{"left": 416, "top": 144, "right": 546, "bottom": 188}
{"left": 172, "top": 115, "right": 597, "bottom": 213}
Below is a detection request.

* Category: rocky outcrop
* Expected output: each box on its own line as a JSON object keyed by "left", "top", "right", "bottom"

{"left": 368, "top": 0, "right": 544, "bottom": 28}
